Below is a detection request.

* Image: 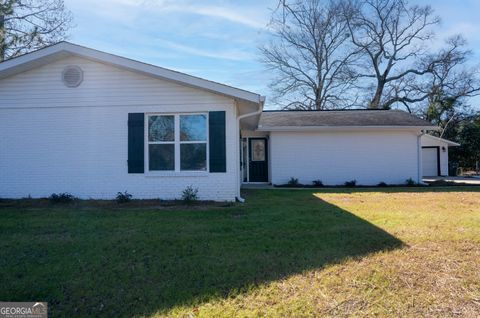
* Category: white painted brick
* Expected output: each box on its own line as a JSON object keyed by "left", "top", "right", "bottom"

{"left": 270, "top": 130, "right": 419, "bottom": 186}
{"left": 0, "top": 56, "right": 238, "bottom": 201}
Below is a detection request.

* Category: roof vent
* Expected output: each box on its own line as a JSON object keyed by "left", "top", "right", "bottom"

{"left": 62, "top": 65, "right": 83, "bottom": 87}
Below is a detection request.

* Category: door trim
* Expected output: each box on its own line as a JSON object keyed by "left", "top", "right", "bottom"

{"left": 422, "top": 146, "right": 441, "bottom": 176}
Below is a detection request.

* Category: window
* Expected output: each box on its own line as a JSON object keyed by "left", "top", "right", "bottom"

{"left": 148, "top": 115, "right": 175, "bottom": 171}
{"left": 180, "top": 115, "right": 207, "bottom": 170}
{"left": 251, "top": 139, "right": 266, "bottom": 161}
{"left": 147, "top": 113, "right": 207, "bottom": 172}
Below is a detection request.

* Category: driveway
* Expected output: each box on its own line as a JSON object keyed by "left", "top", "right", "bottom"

{"left": 423, "top": 176, "right": 480, "bottom": 185}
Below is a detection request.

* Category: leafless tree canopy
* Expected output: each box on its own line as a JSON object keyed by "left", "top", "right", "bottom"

{"left": 261, "top": 0, "right": 361, "bottom": 110}
{"left": 0, "top": 0, "right": 72, "bottom": 61}
{"left": 346, "top": 0, "right": 443, "bottom": 109}
{"left": 423, "top": 36, "right": 480, "bottom": 136}
{"left": 264, "top": 0, "right": 480, "bottom": 112}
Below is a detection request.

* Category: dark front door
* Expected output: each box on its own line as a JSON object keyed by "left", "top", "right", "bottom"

{"left": 249, "top": 138, "right": 268, "bottom": 182}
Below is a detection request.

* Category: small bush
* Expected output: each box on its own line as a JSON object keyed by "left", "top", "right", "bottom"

{"left": 287, "top": 177, "right": 299, "bottom": 186}
{"left": 344, "top": 180, "right": 357, "bottom": 187}
{"left": 312, "top": 180, "right": 324, "bottom": 187}
{"left": 378, "top": 182, "right": 388, "bottom": 187}
{"left": 49, "top": 192, "right": 76, "bottom": 204}
{"left": 182, "top": 186, "right": 199, "bottom": 203}
{"left": 116, "top": 191, "right": 132, "bottom": 204}
{"left": 406, "top": 178, "right": 416, "bottom": 186}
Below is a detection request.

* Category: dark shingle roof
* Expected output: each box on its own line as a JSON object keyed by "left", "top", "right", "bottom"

{"left": 258, "top": 110, "right": 433, "bottom": 129}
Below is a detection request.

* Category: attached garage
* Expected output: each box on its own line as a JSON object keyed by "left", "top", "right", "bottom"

{"left": 421, "top": 134, "right": 460, "bottom": 177}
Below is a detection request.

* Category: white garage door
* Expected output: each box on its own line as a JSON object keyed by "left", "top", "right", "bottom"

{"left": 422, "top": 147, "right": 439, "bottom": 176}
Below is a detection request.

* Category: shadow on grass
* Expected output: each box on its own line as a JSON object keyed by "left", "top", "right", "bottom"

{"left": 0, "top": 190, "right": 404, "bottom": 317}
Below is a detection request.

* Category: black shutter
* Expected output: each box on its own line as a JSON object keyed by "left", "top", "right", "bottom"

{"left": 209, "top": 111, "right": 226, "bottom": 172}
{"left": 128, "top": 113, "right": 145, "bottom": 173}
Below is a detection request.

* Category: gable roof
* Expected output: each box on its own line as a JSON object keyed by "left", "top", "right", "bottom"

{"left": 257, "top": 110, "right": 437, "bottom": 131}
{"left": 0, "top": 42, "right": 265, "bottom": 105}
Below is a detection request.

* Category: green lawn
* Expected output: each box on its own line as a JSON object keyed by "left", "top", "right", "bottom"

{"left": 1, "top": 188, "right": 479, "bottom": 317}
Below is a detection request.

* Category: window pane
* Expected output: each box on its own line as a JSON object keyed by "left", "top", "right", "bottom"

{"left": 181, "top": 143, "right": 207, "bottom": 171}
{"left": 180, "top": 114, "right": 206, "bottom": 141}
{"left": 251, "top": 140, "right": 265, "bottom": 161}
{"left": 149, "top": 115, "right": 174, "bottom": 142}
{"left": 149, "top": 144, "right": 174, "bottom": 171}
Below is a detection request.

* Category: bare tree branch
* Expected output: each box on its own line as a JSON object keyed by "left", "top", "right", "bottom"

{"left": 0, "top": 0, "right": 73, "bottom": 61}
{"left": 345, "top": 0, "right": 440, "bottom": 109}
{"left": 262, "top": 0, "right": 361, "bottom": 110}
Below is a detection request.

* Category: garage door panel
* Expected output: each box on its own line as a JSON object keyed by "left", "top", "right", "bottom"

{"left": 422, "top": 147, "right": 438, "bottom": 176}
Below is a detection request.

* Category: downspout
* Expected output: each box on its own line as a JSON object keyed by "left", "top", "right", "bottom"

{"left": 236, "top": 96, "right": 265, "bottom": 203}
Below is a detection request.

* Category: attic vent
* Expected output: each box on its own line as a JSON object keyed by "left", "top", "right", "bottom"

{"left": 62, "top": 65, "right": 83, "bottom": 87}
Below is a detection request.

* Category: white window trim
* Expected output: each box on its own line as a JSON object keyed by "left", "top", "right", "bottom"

{"left": 145, "top": 112, "right": 209, "bottom": 176}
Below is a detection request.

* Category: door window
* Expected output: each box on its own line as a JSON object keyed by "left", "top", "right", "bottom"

{"left": 251, "top": 139, "right": 265, "bottom": 161}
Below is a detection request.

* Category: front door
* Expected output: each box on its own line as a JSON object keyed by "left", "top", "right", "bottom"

{"left": 249, "top": 138, "right": 268, "bottom": 182}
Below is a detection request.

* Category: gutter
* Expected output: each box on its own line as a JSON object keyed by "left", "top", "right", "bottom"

{"left": 235, "top": 97, "right": 265, "bottom": 203}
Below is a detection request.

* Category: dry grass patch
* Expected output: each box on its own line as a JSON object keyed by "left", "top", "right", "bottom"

{"left": 164, "top": 189, "right": 480, "bottom": 318}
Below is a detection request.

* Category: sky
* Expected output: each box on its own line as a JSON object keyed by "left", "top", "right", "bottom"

{"left": 64, "top": 0, "right": 480, "bottom": 109}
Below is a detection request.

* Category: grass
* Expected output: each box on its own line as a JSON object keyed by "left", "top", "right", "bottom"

{"left": 0, "top": 187, "right": 479, "bottom": 317}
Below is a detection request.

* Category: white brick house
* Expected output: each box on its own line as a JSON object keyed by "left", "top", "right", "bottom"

{"left": 0, "top": 42, "right": 458, "bottom": 201}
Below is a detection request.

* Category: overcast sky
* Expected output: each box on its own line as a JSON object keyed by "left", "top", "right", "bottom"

{"left": 64, "top": 0, "right": 480, "bottom": 109}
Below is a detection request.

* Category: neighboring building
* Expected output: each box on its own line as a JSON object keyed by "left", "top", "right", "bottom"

{"left": 0, "top": 42, "right": 456, "bottom": 201}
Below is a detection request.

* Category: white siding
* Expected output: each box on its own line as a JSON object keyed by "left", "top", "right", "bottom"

{"left": 0, "top": 56, "right": 238, "bottom": 201}
{"left": 270, "top": 130, "right": 420, "bottom": 186}
{"left": 421, "top": 136, "right": 450, "bottom": 176}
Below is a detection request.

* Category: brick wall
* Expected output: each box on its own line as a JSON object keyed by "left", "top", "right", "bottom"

{"left": 0, "top": 56, "right": 239, "bottom": 201}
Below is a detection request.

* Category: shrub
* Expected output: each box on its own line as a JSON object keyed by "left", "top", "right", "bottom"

{"left": 344, "top": 180, "right": 357, "bottom": 187}
{"left": 182, "top": 186, "right": 199, "bottom": 203}
{"left": 378, "top": 181, "right": 388, "bottom": 187}
{"left": 406, "top": 178, "right": 416, "bottom": 186}
{"left": 116, "top": 191, "right": 132, "bottom": 204}
{"left": 312, "top": 180, "right": 324, "bottom": 187}
{"left": 287, "top": 177, "right": 299, "bottom": 186}
{"left": 49, "top": 192, "right": 76, "bottom": 204}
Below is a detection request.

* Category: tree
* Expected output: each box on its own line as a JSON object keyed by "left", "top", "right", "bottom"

{"left": 0, "top": 0, "right": 72, "bottom": 61}
{"left": 261, "top": 0, "right": 361, "bottom": 110}
{"left": 444, "top": 113, "right": 480, "bottom": 173}
{"left": 262, "top": 0, "right": 479, "bottom": 113}
{"left": 345, "top": 0, "right": 445, "bottom": 109}
{"left": 423, "top": 36, "right": 480, "bottom": 131}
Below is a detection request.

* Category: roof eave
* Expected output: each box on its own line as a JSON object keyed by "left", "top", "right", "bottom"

{"left": 257, "top": 125, "right": 438, "bottom": 132}
{"left": 423, "top": 134, "right": 460, "bottom": 146}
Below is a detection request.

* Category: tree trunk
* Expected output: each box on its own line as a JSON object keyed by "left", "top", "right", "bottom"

{"left": 369, "top": 80, "right": 385, "bottom": 109}
{"left": 315, "top": 88, "right": 322, "bottom": 110}
{"left": 0, "top": 14, "right": 4, "bottom": 62}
